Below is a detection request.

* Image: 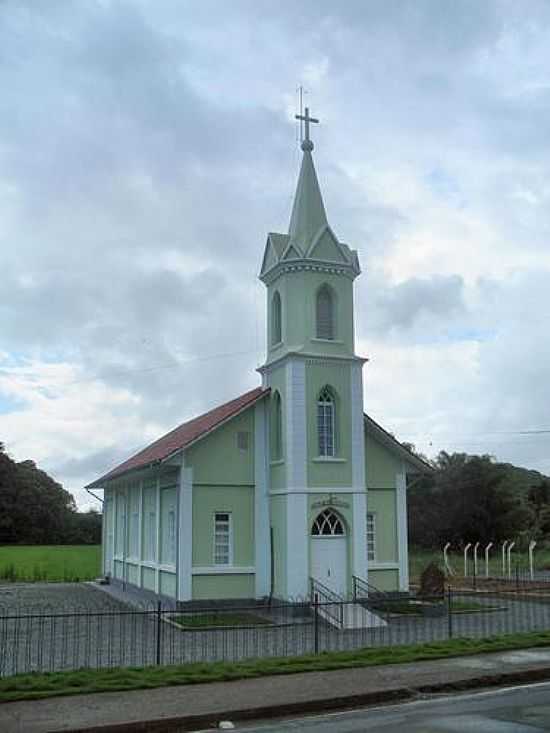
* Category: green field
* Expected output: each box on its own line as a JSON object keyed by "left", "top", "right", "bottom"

{"left": 0, "top": 545, "right": 101, "bottom": 582}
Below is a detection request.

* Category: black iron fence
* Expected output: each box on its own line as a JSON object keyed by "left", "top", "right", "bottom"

{"left": 2, "top": 584, "right": 550, "bottom": 678}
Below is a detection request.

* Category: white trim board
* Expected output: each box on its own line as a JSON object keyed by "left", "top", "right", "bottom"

{"left": 191, "top": 566, "right": 255, "bottom": 575}
{"left": 269, "top": 487, "right": 367, "bottom": 496}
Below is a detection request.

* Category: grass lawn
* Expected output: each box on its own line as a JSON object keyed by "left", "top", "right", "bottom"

{"left": 2, "top": 630, "right": 550, "bottom": 703}
{"left": 0, "top": 545, "right": 101, "bottom": 582}
{"left": 370, "top": 599, "right": 502, "bottom": 615}
{"left": 172, "top": 612, "right": 273, "bottom": 628}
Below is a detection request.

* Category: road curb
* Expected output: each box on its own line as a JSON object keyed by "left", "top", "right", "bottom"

{"left": 59, "top": 666, "right": 550, "bottom": 733}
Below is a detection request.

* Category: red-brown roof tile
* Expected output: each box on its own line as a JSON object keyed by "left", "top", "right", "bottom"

{"left": 86, "top": 386, "right": 269, "bottom": 487}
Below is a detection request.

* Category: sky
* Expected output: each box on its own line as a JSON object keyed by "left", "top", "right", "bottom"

{"left": 1, "top": 0, "right": 550, "bottom": 510}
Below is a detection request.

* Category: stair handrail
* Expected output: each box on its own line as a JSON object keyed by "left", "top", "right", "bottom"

{"left": 352, "top": 574, "right": 391, "bottom": 601}
{"left": 309, "top": 577, "right": 344, "bottom": 627}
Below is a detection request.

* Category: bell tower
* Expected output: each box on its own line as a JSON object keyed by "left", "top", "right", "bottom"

{"left": 258, "top": 108, "right": 368, "bottom": 599}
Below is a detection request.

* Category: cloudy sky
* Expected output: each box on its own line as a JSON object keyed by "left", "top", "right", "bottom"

{"left": 2, "top": 0, "right": 550, "bottom": 509}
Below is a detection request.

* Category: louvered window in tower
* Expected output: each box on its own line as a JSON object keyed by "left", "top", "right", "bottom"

{"left": 317, "top": 387, "right": 335, "bottom": 457}
{"left": 316, "top": 285, "right": 334, "bottom": 340}
{"left": 272, "top": 291, "right": 282, "bottom": 345}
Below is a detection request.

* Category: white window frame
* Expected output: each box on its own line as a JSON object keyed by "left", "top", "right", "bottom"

{"left": 367, "top": 512, "right": 377, "bottom": 562}
{"left": 213, "top": 512, "right": 233, "bottom": 566}
{"left": 317, "top": 387, "right": 335, "bottom": 457}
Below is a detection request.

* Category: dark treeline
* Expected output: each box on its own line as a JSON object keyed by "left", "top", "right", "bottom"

{"left": 0, "top": 442, "right": 101, "bottom": 545}
{"left": 408, "top": 450, "right": 550, "bottom": 549}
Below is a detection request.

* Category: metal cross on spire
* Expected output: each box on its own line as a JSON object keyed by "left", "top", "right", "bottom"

{"left": 295, "top": 106, "right": 319, "bottom": 151}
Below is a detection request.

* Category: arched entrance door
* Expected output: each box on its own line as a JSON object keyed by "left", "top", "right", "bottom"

{"left": 310, "top": 509, "right": 347, "bottom": 597}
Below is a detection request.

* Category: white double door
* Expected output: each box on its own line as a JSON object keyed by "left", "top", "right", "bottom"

{"left": 311, "top": 536, "right": 348, "bottom": 597}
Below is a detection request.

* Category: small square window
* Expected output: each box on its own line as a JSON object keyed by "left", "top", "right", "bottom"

{"left": 237, "top": 431, "right": 249, "bottom": 451}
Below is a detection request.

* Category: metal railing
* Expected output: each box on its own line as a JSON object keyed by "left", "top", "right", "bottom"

{"left": 2, "top": 583, "right": 550, "bottom": 678}
{"left": 309, "top": 577, "right": 344, "bottom": 628}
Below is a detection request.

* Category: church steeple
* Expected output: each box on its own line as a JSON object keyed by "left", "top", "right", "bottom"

{"left": 288, "top": 107, "right": 328, "bottom": 253}
{"left": 288, "top": 148, "right": 328, "bottom": 253}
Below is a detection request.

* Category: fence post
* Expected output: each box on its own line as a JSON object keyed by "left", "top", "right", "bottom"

{"left": 156, "top": 601, "right": 162, "bottom": 666}
{"left": 515, "top": 563, "right": 520, "bottom": 591}
{"left": 314, "top": 592, "right": 319, "bottom": 655}
{"left": 447, "top": 586, "right": 453, "bottom": 639}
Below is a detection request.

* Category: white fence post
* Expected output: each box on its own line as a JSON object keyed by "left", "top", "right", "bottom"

{"left": 473, "top": 542, "right": 480, "bottom": 578}
{"left": 485, "top": 542, "right": 493, "bottom": 578}
{"left": 443, "top": 542, "right": 454, "bottom": 576}
{"left": 464, "top": 543, "right": 472, "bottom": 577}
{"left": 529, "top": 540, "right": 537, "bottom": 580}
{"left": 502, "top": 540, "right": 509, "bottom": 576}
{"left": 507, "top": 541, "right": 515, "bottom": 579}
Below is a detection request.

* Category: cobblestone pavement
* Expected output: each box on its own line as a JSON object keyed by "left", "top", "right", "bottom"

{"left": 1, "top": 584, "right": 550, "bottom": 677}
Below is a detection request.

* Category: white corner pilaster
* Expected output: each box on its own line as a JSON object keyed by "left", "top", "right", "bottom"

{"left": 350, "top": 361, "right": 368, "bottom": 580}
{"left": 396, "top": 465, "right": 409, "bottom": 591}
{"left": 254, "top": 400, "right": 271, "bottom": 598}
{"left": 177, "top": 459, "right": 193, "bottom": 601}
{"left": 155, "top": 477, "right": 161, "bottom": 594}
{"left": 285, "top": 358, "right": 308, "bottom": 597}
{"left": 286, "top": 492, "right": 308, "bottom": 598}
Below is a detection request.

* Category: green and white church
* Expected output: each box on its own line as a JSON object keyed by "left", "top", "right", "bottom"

{"left": 88, "top": 108, "right": 430, "bottom": 608}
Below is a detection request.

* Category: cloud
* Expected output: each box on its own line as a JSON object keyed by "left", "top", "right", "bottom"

{"left": 2, "top": 0, "right": 550, "bottom": 505}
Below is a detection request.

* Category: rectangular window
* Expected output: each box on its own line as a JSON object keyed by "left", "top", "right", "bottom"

{"left": 160, "top": 486, "right": 176, "bottom": 566}
{"left": 213, "top": 512, "right": 232, "bottom": 565}
{"left": 128, "top": 485, "right": 140, "bottom": 559}
{"left": 318, "top": 402, "right": 335, "bottom": 456}
{"left": 115, "top": 490, "right": 126, "bottom": 557}
{"left": 142, "top": 485, "right": 157, "bottom": 562}
{"left": 367, "top": 513, "right": 376, "bottom": 562}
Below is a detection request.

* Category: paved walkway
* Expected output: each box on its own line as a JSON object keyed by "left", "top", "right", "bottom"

{"left": 3, "top": 646, "right": 550, "bottom": 732}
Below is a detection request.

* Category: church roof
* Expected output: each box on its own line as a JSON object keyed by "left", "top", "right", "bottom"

{"left": 86, "top": 386, "right": 269, "bottom": 488}
{"left": 363, "top": 413, "right": 434, "bottom": 474}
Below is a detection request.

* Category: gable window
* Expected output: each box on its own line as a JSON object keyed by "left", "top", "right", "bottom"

{"left": 316, "top": 285, "right": 334, "bottom": 340}
{"left": 271, "top": 391, "right": 283, "bottom": 460}
{"left": 367, "top": 513, "right": 377, "bottom": 562}
{"left": 214, "top": 512, "right": 232, "bottom": 565}
{"left": 271, "top": 291, "right": 282, "bottom": 345}
{"left": 237, "top": 431, "right": 249, "bottom": 452}
{"left": 317, "top": 386, "right": 335, "bottom": 457}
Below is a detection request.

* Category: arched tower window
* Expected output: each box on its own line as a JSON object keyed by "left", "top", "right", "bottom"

{"left": 271, "top": 391, "right": 283, "bottom": 460}
{"left": 316, "top": 285, "right": 335, "bottom": 340}
{"left": 317, "top": 386, "right": 335, "bottom": 457}
{"left": 271, "top": 291, "right": 282, "bottom": 346}
{"left": 311, "top": 509, "right": 345, "bottom": 536}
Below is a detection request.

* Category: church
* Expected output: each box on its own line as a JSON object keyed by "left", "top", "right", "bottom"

{"left": 87, "top": 108, "right": 430, "bottom": 607}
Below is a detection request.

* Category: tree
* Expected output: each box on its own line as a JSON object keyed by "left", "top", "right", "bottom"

{"left": 0, "top": 443, "right": 101, "bottom": 545}
{"left": 408, "top": 451, "right": 535, "bottom": 549}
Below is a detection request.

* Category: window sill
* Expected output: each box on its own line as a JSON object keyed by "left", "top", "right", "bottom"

{"left": 192, "top": 566, "right": 255, "bottom": 575}
{"left": 311, "top": 338, "right": 343, "bottom": 345}
{"left": 269, "top": 341, "right": 283, "bottom": 350}
{"left": 270, "top": 459, "right": 285, "bottom": 466}
{"left": 312, "top": 456, "right": 347, "bottom": 463}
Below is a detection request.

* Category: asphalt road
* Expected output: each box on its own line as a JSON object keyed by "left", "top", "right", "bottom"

{"left": 224, "top": 681, "right": 550, "bottom": 732}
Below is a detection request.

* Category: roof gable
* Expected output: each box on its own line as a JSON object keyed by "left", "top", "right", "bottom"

{"left": 364, "top": 413, "right": 433, "bottom": 474}
{"left": 87, "top": 387, "right": 269, "bottom": 487}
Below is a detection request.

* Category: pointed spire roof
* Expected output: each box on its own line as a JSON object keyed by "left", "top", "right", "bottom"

{"left": 288, "top": 148, "right": 328, "bottom": 252}
{"left": 259, "top": 105, "right": 361, "bottom": 283}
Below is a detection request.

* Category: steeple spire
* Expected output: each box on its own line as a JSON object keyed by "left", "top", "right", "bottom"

{"left": 288, "top": 106, "right": 328, "bottom": 252}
